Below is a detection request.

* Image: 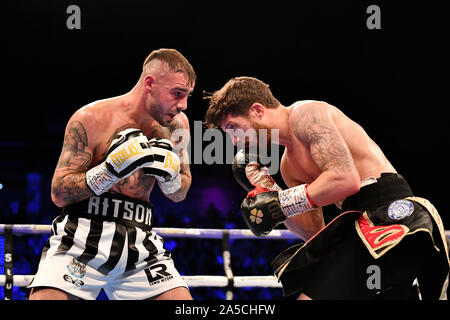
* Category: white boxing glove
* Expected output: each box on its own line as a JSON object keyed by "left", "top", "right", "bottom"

{"left": 142, "top": 138, "right": 182, "bottom": 195}
{"left": 86, "top": 128, "right": 154, "bottom": 195}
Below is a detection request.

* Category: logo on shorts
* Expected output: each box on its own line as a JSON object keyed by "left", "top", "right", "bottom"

{"left": 63, "top": 274, "right": 85, "bottom": 287}
{"left": 250, "top": 209, "right": 263, "bottom": 224}
{"left": 144, "top": 263, "right": 173, "bottom": 286}
{"left": 66, "top": 258, "right": 87, "bottom": 279}
{"left": 388, "top": 200, "right": 414, "bottom": 220}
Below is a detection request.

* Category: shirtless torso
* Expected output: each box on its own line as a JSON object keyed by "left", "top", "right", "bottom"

{"left": 280, "top": 100, "right": 397, "bottom": 240}
{"left": 281, "top": 100, "right": 396, "bottom": 187}
{"left": 51, "top": 96, "right": 191, "bottom": 207}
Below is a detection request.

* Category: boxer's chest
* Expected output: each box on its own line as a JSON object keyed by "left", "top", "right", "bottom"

{"left": 92, "top": 119, "right": 175, "bottom": 199}
{"left": 280, "top": 141, "right": 322, "bottom": 187}
{"left": 93, "top": 121, "right": 172, "bottom": 165}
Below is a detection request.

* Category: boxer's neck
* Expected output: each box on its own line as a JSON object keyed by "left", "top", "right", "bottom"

{"left": 269, "top": 105, "right": 294, "bottom": 149}
{"left": 121, "top": 84, "right": 156, "bottom": 128}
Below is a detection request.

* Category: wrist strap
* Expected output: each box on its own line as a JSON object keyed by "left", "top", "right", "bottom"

{"left": 86, "top": 163, "right": 118, "bottom": 195}
{"left": 158, "top": 174, "right": 181, "bottom": 195}
{"left": 278, "top": 184, "right": 316, "bottom": 217}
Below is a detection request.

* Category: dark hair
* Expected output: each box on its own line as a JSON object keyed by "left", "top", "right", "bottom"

{"left": 143, "top": 48, "right": 196, "bottom": 86}
{"left": 204, "top": 76, "right": 280, "bottom": 128}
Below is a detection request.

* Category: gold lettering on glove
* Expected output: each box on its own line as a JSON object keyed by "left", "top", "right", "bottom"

{"left": 265, "top": 198, "right": 284, "bottom": 221}
{"left": 109, "top": 141, "right": 144, "bottom": 168}
{"left": 164, "top": 152, "right": 180, "bottom": 172}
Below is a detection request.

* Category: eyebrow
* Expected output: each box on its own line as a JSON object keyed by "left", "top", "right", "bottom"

{"left": 171, "top": 86, "right": 194, "bottom": 94}
{"left": 223, "top": 122, "right": 236, "bottom": 130}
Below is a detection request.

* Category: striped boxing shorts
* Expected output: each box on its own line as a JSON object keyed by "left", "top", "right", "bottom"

{"left": 28, "top": 193, "right": 188, "bottom": 300}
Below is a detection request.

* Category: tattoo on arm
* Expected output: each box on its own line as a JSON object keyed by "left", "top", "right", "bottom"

{"left": 52, "top": 120, "right": 94, "bottom": 205}
{"left": 292, "top": 105, "right": 353, "bottom": 174}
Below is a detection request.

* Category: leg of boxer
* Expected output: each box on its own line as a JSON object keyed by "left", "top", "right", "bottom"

{"left": 29, "top": 287, "right": 79, "bottom": 300}
{"left": 150, "top": 287, "right": 192, "bottom": 300}
{"left": 297, "top": 293, "right": 312, "bottom": 300}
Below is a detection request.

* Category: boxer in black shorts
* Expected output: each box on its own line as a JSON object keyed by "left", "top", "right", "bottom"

{"left": 29, "top": 48, "right": 196, "bottom": 300}
{"left": 204, "top": 76, "right": 449, "bottom": 299}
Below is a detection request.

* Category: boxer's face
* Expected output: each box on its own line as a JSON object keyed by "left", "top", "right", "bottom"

{"left": 148, "top": 71, "right": 194, "bottom": 126}
{"left": 221, "top": 112, "right": 272, "bottom": 148}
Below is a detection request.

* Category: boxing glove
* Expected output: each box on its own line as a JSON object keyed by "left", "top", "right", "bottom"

{"left": 241, "top": 184, "right": 317, "bottom": 237}
{"left": 232, "top": 149, "right": 282, "bottom": 192}
{"left": 86, "top": 128, "right": 154, "bottom": 195}
{"left": 143, "top": 138, "right": 181, "bottom": 195}
{"left": 240, "top": 186, "right": 286, "bottom": 237}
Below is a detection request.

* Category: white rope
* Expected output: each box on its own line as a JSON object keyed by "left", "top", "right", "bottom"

{"left": 0, "top": 275, "right": 282, "bottom": 288}
{"left": 1, "top": 224, "right": 448, "bottom": 294}
{"left": 0, "top": 224, "right": 289, "bottom": 294}
{"left": 0, "top": 224, "right": 301, "bottom": 239}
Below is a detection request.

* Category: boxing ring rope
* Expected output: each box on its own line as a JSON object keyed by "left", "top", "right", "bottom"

{"left": 2, "top": 224, "right": 450, "bottom": 300}
{"left": 0, "top": 224, "right": 301, "bottom": 300}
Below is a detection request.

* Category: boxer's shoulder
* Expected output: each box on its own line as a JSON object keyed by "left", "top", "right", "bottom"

{"left": 170, "top": 111, "right": 189, "bottom": 130}
{"left": 76, "top": 97, "right": 123, "bottom": 123}
{"left": 289, "top": 99, "right": 317, "bottom": 110}
{"left": 68, "top": 99, "right": 137, "bottom": 162}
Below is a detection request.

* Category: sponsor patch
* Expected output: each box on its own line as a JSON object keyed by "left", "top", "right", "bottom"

{"left": 388, "top": 200, "right": 414, "bottom": 220}
{"left": 66, "top": 258, "right": 87, "bottom": 279}
{"left": 63, "top": 274, "right": 85, "bottom": 287}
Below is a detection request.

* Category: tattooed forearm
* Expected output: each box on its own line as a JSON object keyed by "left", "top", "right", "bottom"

{"left": 110, "top": 170, "right": 151, "bottom": 198}
{"left": 56, "top": 121, "right": 91, "bottom": 170}
{"left": 52, "top": 120, "right": 94, "bottom": 206}
{"left": 52, "top": 173, "right": 93, "bottom": 206}
{"left": 292, "top": 104, "right": 353, "bottom": 174}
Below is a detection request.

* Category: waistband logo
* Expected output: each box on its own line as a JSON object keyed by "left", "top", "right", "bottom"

{"left": 87, "top": 196, "right": 152, "bottom": 227}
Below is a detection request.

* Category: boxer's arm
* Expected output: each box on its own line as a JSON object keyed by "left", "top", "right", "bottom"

{"left": 283, "top": 207, "right": 325, "bottom": 241}
{"left": 162, "top": 113, "right": 192, "bottom": 202}
{"left": 290, "top": 101, "right": 360, "bottom": 206}
{"left": 51, "top": 110, "right": 96, "bottom": 207}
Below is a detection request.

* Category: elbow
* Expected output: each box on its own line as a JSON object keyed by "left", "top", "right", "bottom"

{"left": 51, "top": 182, "right": 68, "bottom": 208}
{"left": 170, "top": 193, "right": 187, "bottom": 203}
{"left": 330, "top": 171, "right": 360, "bottom": 199}
{"left": 51, "top": 192, "right": 66, "bottom": 208}
{"left": 342, "top": 173, "right": 360, "bottom": 197}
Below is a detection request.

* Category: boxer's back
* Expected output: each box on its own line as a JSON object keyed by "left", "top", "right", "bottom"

{"left": 282, "top": 101, "right": 396, "bottom": 187}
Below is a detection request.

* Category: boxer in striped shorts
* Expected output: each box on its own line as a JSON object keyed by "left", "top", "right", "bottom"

{"left": 29, "top": 48, "right": 195, "bottom": 300}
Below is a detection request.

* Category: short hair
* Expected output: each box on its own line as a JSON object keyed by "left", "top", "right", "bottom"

{"left": 204, "top": 76, "right": 280, "bottom": 128}
{"left": 143, "top": 48, "right": 196, "bottom": 86}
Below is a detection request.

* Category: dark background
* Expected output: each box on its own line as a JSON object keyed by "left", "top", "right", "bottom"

{"left": 1, "top": 0, "right": 448, "bottom": 300}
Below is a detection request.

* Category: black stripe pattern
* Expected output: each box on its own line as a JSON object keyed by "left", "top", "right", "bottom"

{"left": 40, "top": 214, "right": 167, "bottom": 277}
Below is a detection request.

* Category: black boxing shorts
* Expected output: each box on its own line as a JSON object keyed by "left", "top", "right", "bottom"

{"left": 271, "top": 173, "right": 450, "bottom": 300}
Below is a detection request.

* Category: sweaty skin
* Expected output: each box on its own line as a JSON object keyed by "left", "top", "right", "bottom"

{"left": 51, "top": 98, "right": 191, "bottom": 206}
{"left": 51, "top": 65, "right": 194, "bottom": 208}
{"left": 31, "top": 55, "right": 195, "bottom": 301}
{"left": 282, "top": 100, "right": 396, "bottom": 240}
{"left": 223, "top": 100, "right": 397, "bottom": 241}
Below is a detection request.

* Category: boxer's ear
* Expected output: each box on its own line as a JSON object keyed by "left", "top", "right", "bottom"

{"left": 249, "top": 103, "right": 265, "bottom": 119}
{"left": 143, "top": 74, "right": 156, "bottom": 91}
